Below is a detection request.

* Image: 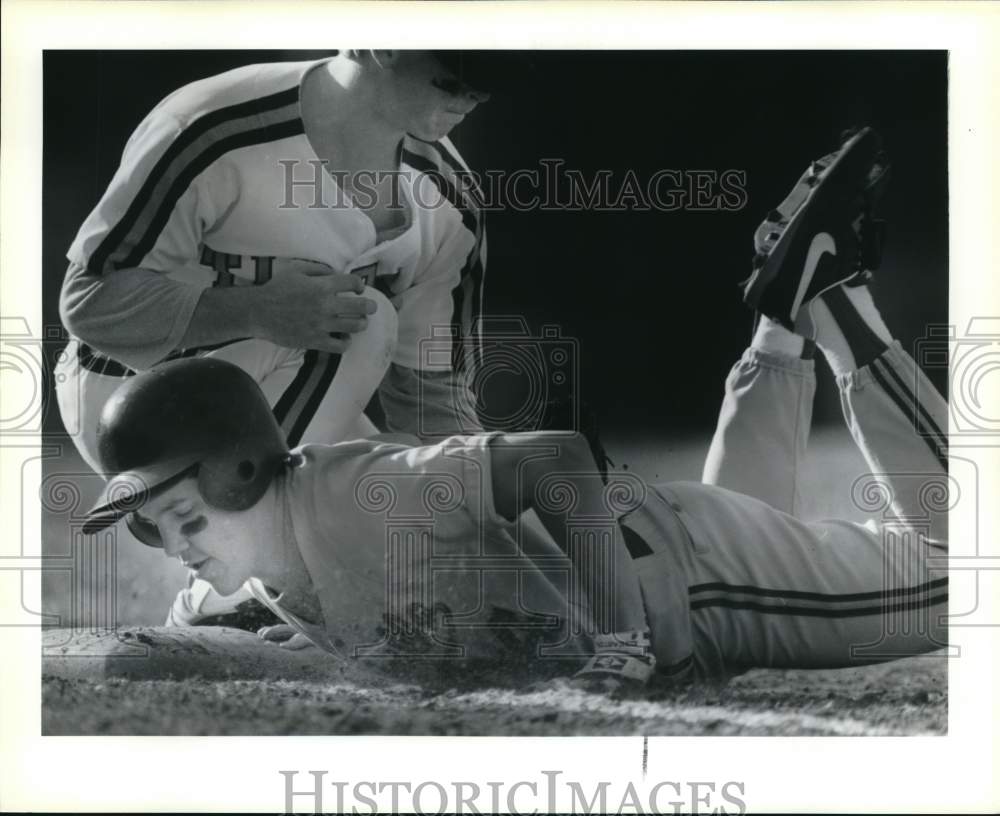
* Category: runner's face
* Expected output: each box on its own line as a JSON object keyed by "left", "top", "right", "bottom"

{"left": 384, "top": 51, "right": 490, "bottom": 140}
{"left": 136, "top": 479, "right": 258, "bottom": 597}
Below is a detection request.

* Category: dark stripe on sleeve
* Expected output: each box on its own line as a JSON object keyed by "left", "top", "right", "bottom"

{"left": 120, "top": 119, "right": 305, "bottom": 271}
{"left": 88, "top": 86, "right": 301, "bottom": 276}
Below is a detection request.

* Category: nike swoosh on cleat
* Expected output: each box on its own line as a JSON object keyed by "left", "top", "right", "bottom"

{"left": 790, "top": 232, "right": 836, "bottom": 320}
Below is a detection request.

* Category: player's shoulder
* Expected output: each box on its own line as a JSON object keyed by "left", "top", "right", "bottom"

{"left": 289, "top": 439, "right": 432, "bottom": 514}
{"left": 151, "top": 59, "right": 319, "bottom": 127}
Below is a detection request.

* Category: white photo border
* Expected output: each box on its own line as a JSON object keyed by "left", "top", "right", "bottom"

{"left": 2, "top": 1, "right": 998, "bottom": 812}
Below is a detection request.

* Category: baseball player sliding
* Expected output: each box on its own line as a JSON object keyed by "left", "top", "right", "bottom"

{"left": 80, "top": 128, "right": 948, "bottom": 688}
{"left": 56, "top": 51, "right": 524, "bottom": 628}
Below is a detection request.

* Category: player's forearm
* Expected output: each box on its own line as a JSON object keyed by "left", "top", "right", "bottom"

{"left": 60, "top": 263, "right": 204, "bottom": 370}
{"left": 61, "top": 263, "right": 265, "bottom": 367}
{"left": 490, "top": 432, "right": 647, "bottom": 634}
{"left": 179, "top": 283, "right": 267, "bottom": 348}
{"left": 490, "top": 431, "right": 600, "bottom": 524}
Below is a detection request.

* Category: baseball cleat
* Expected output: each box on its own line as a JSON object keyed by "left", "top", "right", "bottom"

{"left": 742, "top": 127, "right": 891, "bottom": 335}
{"left": 571, "top": 630, "right": 655, "bottom": 693}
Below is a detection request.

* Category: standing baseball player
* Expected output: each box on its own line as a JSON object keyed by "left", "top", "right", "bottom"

{"left": 56, "top": 51, "right": 522, "bottom": 626}
{"left": 79, "top": 128, "right": 948, "bottom": 687}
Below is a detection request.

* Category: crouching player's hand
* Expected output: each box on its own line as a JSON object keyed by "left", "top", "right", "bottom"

{"left": 257, "top": 624, "right": 316, "bottom": 651}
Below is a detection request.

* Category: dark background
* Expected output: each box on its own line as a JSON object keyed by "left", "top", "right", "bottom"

{"left": 43, "top": 50, "right": 948, "bottom": 437}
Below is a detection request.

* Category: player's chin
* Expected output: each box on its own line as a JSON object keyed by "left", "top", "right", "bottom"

{"left": 411, "top": 116, "right": 462, "bottom": 142}
{"left": 202, "top": 570, "right": 245, "bottom": 599}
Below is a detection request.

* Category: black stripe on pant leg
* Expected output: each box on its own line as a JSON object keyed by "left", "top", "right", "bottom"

{"left": 874, "top": 354, "right": 949, "bottom": 455}
{"left": 690, "top": 592, "right": 948, "bottom": 618}
{"left": 871, "top": 356, "right": 948, "bottom": 452}
{"left": 273, "top": 350, "right": 318, "bottom": 428}
{"left": 870, "top": 358, "right": 949, "bottom": 471}
{"left": 688, "top": 576, "right": 947, "bottom": 603}
{"left": 277, "top": 354, "right": 327, "bottom": 439}
{"left": 287, "top": 352, "right": 341, "bottom": 446}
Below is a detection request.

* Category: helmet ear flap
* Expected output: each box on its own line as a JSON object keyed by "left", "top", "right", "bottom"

{"left": 197, "top": 452, "right": 275, "bottom": 511}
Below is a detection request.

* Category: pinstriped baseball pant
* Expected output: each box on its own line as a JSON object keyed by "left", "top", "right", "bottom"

{"left": 624, "top": 342, "right": 949, "bottom": 678}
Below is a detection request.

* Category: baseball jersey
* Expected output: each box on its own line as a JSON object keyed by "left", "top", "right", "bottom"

{"left": 248, "top": 435, "right": 590, "bottom": 663}
{"left": 62, "top": 58, "right": 487, "bottom": 374}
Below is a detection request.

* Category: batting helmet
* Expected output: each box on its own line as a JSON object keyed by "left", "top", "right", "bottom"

{"left": 430, "top": 50, "right": 534, "bottom": 93}
{"left": 81, "top": 357, "right": 290, "bottom": 543}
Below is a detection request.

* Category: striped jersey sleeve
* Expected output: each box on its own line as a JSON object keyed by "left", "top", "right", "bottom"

{"left": 68, "top": 87, "right": 304, "bottom": 277}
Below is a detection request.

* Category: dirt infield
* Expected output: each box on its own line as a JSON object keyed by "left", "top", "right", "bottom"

{"left": 41, "top": 627, "right": 947, "bottom": 736}
{"left": 42, "top": 660, "right": 946, "bottom": 737}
